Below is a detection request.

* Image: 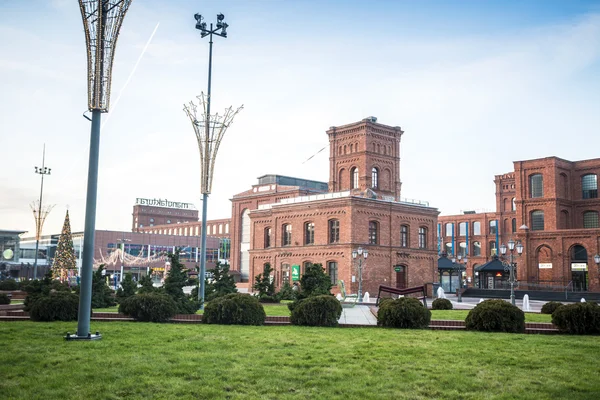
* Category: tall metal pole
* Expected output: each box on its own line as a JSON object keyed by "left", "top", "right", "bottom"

{"left": 33, "top": 145, "right": 49, "bottom": 279}
{"left": 358, "top": 258, "right": 363, "bottom": 303}
{"left": 509, "top": 252, "right": 515, "bottom": 306}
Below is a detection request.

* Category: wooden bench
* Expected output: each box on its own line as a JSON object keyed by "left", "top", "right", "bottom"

{"left": 376, "top": 285, "right": 427, "bottom": 308}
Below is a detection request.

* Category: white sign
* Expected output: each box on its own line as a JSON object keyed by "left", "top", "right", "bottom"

{"left": 538, "top": 263, "right": 552, "bottom": 269}
{"left": 135, "top": 198, "right": 196, "bottom": 210}
{"left": 571, "top": 263, "right": 588, "bottom": 271}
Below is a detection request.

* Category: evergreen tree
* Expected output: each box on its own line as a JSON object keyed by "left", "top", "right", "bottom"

{"left": 163, "top": 250, "right": 199, "bottom": 314}
{"left": 297, "top": 263, "right": 332, "bottom": 300}
{"left": 277, "top": 281, "right": 295, "bottom": 301}
{"left": 138, "top": 269, "right": 156, "bottom": 294}
{"left": 116, "top": 272, "right": 137, "bottom": 303}
{"left": 91, "top": 264, "right": 116, "bottom": 308}
{"left": 203, "top": 261, "right": 237, "bottom": 301}
{"left": 52, "top": 210, "right": 76, "bottom": 282}
{"left": 253, "top": 263, "right": 277, "bottom": 302}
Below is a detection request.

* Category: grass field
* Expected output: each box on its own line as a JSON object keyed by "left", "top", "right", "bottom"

{"left": 92, "top": 305, "right": 554, "bottom": 322}
{"left": 1, "top": 321, "right": 599, "bottom": 399}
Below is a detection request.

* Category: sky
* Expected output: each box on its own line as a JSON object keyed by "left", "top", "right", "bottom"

{"left": 1, "top": 0, "right": 600, "bottom": 237}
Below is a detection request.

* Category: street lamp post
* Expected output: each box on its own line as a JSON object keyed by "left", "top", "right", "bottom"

{"left": 351, "top": 247, "right": 369, "bottom": 303}
{"left": 32, "top": 144, "right": 52, "bottom": 280}
{"left": 594, "top": 254, "right": 600, "bottom": 283}
{"left": 184, "top": 12, "right": 242, "bottom": 307}
{"left": 499, "top": 239, "right": 524, "bottom": 306}
{"left": 451, "top": 255, "right": 467, "bottom": 302}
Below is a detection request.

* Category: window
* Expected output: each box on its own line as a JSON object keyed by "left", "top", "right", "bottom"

{"left": 489, "top": 220, "right": 497, "bottom": 235}
{"left": 503, "top": 198, "right": 508, "bottom": 212}
{"left": 473, "top": 241, "right": 481, "bottom": 256}
{"left": 328, "top": 261, "right": 338, "bottom": 285}
{"left": 369, "top": 221, "right": 379, "bottom": 244}
{"left": 371, "top": 167, "right": 379, "bottom": 188}
{"left": 473, "top": 221, "right": 481, "bottom": 235}
{"left": 503, "top": 219, "right": 509, "bottom": 234}
{"left": 351, "top": 167, "right": 359, "bottom": 189}
{"left": 459, "top": 222, "right": 467, "bottom": 236}
{"left": 445, "top": 242, "right": 453, "bottom": 256}
{"left": 445, "top": 223, "right": 453, "bottom": 237}
{"left": 583, "top": 211, "right": 599, "bottom": 228}
{"left": 418, "top": 227, "right": 427, "bottom": 249}
{"left": 458, "top": 242, "right": 467, "bottom": 257}
{"left": 531, "top": 210, "right": 545, "bottom": 231}
{"left": 149, "top": 218, "right": 155, "bottom": 223}
{"left": 303, "top": 261, "right": 312, "bottom": 272}
{"left": 282, "top": 224, "right": 292, "bottom": 246}
{"left": 304, "top": 222, "right": 315, "bottom": 245}
{"left": 264, "top": 227, "right": 272, "bottom": 248}
{"left": 582, "top": 174, "right": 598, "bottom": 199}
{"left": 489, "top": 241, "right": 497, "bottom": 256}
{"left": 329, "top": 219, "right": 340, "bottom": 243}
{"left": 400, "top": 225, "right": 409, "bottom": 247}
{"left": 530, "top": 174, "right": 543, "bottom": 198}
{"left": 512, "top": 218, "right": 517, "bottom": 233}
{"left": 512, "top": 198, "right": 516, "bottom": 211}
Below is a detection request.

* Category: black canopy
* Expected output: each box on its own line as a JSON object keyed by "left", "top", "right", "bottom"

{"left": 474, "top": 257, "right": 506, "bottom": 272}
{"left": 438, "top": 255, "right": 466, "bottom": 271}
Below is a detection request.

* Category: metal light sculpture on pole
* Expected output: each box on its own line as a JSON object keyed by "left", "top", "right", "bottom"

{"left": 67, "top": 0, "right": 132, "bottom": 341}
{"left": 184, "top": 12, "right": 242, "bottom": 308}
{"left": 31, "top": 144, "right": 53, "bottom": 279}
{"left": 499, "top": 239, "right": 523, "bottom": 306}
{"left": 352, "top": 247, "right": 369, "bottom": 303}
{"left": 451, "top": 255, "right": 467, "bottom": 302}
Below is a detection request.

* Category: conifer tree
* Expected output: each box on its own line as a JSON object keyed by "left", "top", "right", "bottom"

{"left": 253, "top": 263, "right": 277, "bottom": 302}
{"left": 163, "top": 250, "right": 199, "bottom": 313}
{"left": 52, "top": 210, "right": 77, "bottom": 282}
{"left": 203, "top": 261, "right": 237, "bottom": 301}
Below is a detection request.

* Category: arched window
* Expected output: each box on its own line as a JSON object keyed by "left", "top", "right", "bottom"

{"left": 473, "top": 241, "right": 481, "bottom": 256}
{"left": 328, "top": 219, "right": 340, "bottom": 243}
{"left": 343, "top": 145, "right": 347, "bottom": 155}
{"left": 503, "top": 218, "right": 509, "bottom": 234}
{"left": 531, "top": 210, "right": 545, "bottom": 231}
{"left": 264, "top": 227, "right": 272, "bottom": 248}
{"left": 473, "top": 221, "right": 481, "bottom": 235}
{"left": 351, "top": 167, "right": 359, "bottom": 189}
{"left": 445, "top": 223, "right": 453, "bottom": 237}
{"left": 369, "top": 221, "right": 378, "bottom": 244}
{"left": 458, "top": 222, "right": 467, "bottom": 236}
{"left": 503, "top": 198, "right": 508, "bottom": 211}
{"left": 530, "top": 174, "right": 543, "bottom": 198}
{"left": 400, "top": 225, "right": 409, "bottom": 247}
{"left": 282, "top": 224, "right": 292, "bottom": 246}
{"left": 511, "top": 218, "right": 517, "bottom": 233}
{"left": 372, "top": 143, "right": 376, "bottom": 152}
{"left": 582, "top": 174, "right": 598, "bottom": 199}
{"left": 489, "top": 220, "right": 497, "bottom": 235}
{"left": 418, "top": 227, "right": 427, "bottom": 249}
{"left": 339, "top": 146, "right": 342, "bottom": 155}
{"left": 383, "top": 146, "right": 387, "bottom": 155}
{"left": 304, "top": 222, "right": 315, "bottom": 245}
{"left": 349, "top": 143, "right": 353, "bottom": 153}
{"left": 377, "top": 144, "right": 381, "bottom": 153}
{"left": 371, "top": 167, "right": 379, "bottom": 188}
{"left": 512, "top": 197, "right": 516, "bottom": 211}
{"left": 459, "top": 242, "right": 467, "bottom": 257}
{"left": 338, "top": 168, "right": 345, "bottom": 191}
{"left": 388, "top": 145, "right": 392, "bottom": 155}
{"left": 445, "top": 242, "right": 453, "bottom": 256}
{"left": 583, "top": 211, "right": 599, "bottom": 228}
{"left": 328, "top": 261, "right": 338, "bottom": 285}
{"left": 355, "top": 142, "right": 359, "bottom": 152}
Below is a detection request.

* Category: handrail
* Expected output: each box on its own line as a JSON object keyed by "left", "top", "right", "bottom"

{"left": 565, "top": 281, "right": 573, "bottom": 300}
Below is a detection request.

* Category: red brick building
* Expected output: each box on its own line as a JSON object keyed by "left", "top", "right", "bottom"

{"left": 231, "top": 118, "right": 440, "bottom": 295}
{"left": 439, "top": 156, "right": 600, "bottom": 293}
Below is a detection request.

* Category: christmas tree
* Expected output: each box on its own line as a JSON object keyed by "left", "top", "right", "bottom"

{"left": 52, "top": 210, "right": 77, "bottom": 282}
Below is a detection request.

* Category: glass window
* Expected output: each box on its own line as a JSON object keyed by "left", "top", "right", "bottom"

{"left": 459, "top": 222, "right": 467, "bottom": 236}
{"left": 458, "top": 242, "right": 467, "bottom": 257}
{"left": 489, "top": 241, "right": 497, "bottom": 256}
{"left": 583, "top": 211, "right": 599, "bottom": 228}
{"left": 489, "top": 220, "right": 497, "bottom": 235}
{"left": 369, "top": 221, "right": 378, "bottom": 245}
{"left": 329, "top": 219, "right": 340, "bottom": 243}
{"left": 282, "top": 224, "right": 292, "bottom": 246}
{"left": 418, "top": 227, "right": 427, "bottom": 249}
{"left": 582, "top": 174, "right": 598, "bottom": 199}
{"left": 531, "top": 210, "right": 545, "bottom": 231}
{"left": 328, "top": 261, "right": 338, "bottom": 285}
{"left": 512, "top": 198, "right": 516, "bottom": 211}
{"left": 264, "top": 227, "right": 272, "bottom": 248}
{"left": 371, "top": 167, "right": 379, "bottom": 188}
{"left": 512, "top": 218, "right": 517, "bottom": 233}
{"left": 445, "top": 223, "right": 453, "bottom": 237}
{"left": 473, "top": 241, "right": 481, "bottom": 256}
{"left": 530, "top": 174, "right": 543, "bottom": 198}
{"left": 473, "top": 221, "right": 481, "bottom": 235}
{"left": 304, "top": 222, "right": 315, "bottom": 245}
{"left": 400, "top": 225, "right": 409, "bottom": 247}
{"left": 351, "top": 167, "right": 359, "bottom": 189}
{"left": 445, "top": 242, "right": 453, "bottom": 256}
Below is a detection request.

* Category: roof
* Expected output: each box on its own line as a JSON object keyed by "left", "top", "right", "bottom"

{"left": 437, "top": 255, "right": 466, "bottom": 271}
{"left": 474, "top": 257, "right": 507, "bottom": 272}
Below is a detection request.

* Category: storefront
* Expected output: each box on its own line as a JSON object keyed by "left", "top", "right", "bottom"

{"left": 437, "top": 254, "right": 465, "bottom": 294}
{"left": 474, "top": 256, "right": 511, "bottom": 289}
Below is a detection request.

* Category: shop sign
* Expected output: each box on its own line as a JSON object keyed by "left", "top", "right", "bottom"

{"left": 135, "top": 197, "right": 196, "bottom": 209}
{"left": 571, "top": 263, "right": 588, "bottom": 271}
{"left": 538, "top": 263, "right": 552, "bottom": 269}
{"left": 291, "top": 265, "right": 300, "bottom": 281}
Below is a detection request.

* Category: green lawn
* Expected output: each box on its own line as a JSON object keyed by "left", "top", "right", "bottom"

{"left": 1, "top": 321, "right": 599, "bottom": 399}
{"left": 430, "top": 310, "right": 553, "bottom": 323}
{"left": 94, "top": 303, "right": 293, "bottom": 317}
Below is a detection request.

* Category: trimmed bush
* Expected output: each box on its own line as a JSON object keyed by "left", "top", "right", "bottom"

{"left": 377, "top": 297, "right": 431, "bottom": 329}
{"left": 0, "top": 293, "right": 10, "bottom": 305}
{"left": 551, "top": 302, "right": 600, "bottom": 335}
{"left": 0, "top": 279, "right": 18, "bottom": 291}
{"left": 290, "top": 295, "right": 342, "bottom": 327}
{"left": 541, "top": 301, "right": 564, "bottom": 315}
{"left": 29, "top": 291, "right": 79, "bottom": 322}
{"left": 432, "top": 298, "right": 453, "bottom": 310}
{"left": 465, "top": 299, "right": 525, "bottom": 333}
{"left": 118, "top": 293, "right": 178, "bottom": 323}
{"left": 203, "top": 293, "right": 266, "bottom": 326}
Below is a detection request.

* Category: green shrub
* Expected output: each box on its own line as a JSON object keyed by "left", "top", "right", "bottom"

{"left": 203, "top": 293, "right": 266, "bottom": 326}
{"left": 116, "top": 273, "right": 137, "bottom": 303}
{"left": 465, "top": 299, "right": 525, "bottom": 333}
{"left": 432, "top": 298, "right": 453, "bottom": 310}
{"left": 277, "top": 281, "right": 295, "bottom": 301}
{"left": 290, "top": 295, "right": 342, "bottom": 327}
{"left": 0, "top": 293, "right": 10, "bottom": 305}
{"left": 551, "top": 302, "right": 600, "bottom": 335}
{"left": 163, "top": 251, "right": 200, "bottom": 314}
{"left": 0, "top": 279, "right": 18, "bottom": 291}
{"left": 29, "top": 291, "right": 79, "bottom": 322}
{"left": 377, "top": 297, "right": 431, "bottom": 329}
{"left": 18, "top": 279, "right": 32, "bottom": 290}
{"left": 541, "top": 301, "right": 564, "bottom": 315}
{"left": 118, "top": 293, "right": 177, "bottom": 323}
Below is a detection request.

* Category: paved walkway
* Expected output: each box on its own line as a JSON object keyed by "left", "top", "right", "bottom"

{"left": 338, "top": 305, "right": 378, "bottom": 326}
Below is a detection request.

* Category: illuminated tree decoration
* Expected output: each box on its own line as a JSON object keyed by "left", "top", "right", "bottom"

{"left": 52, "top": 211, "right": 77, "bottom": 282}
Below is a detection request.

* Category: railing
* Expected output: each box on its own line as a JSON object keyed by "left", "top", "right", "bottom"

{"left": 564, "top": 281, "right": 573, "bottom": 300}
